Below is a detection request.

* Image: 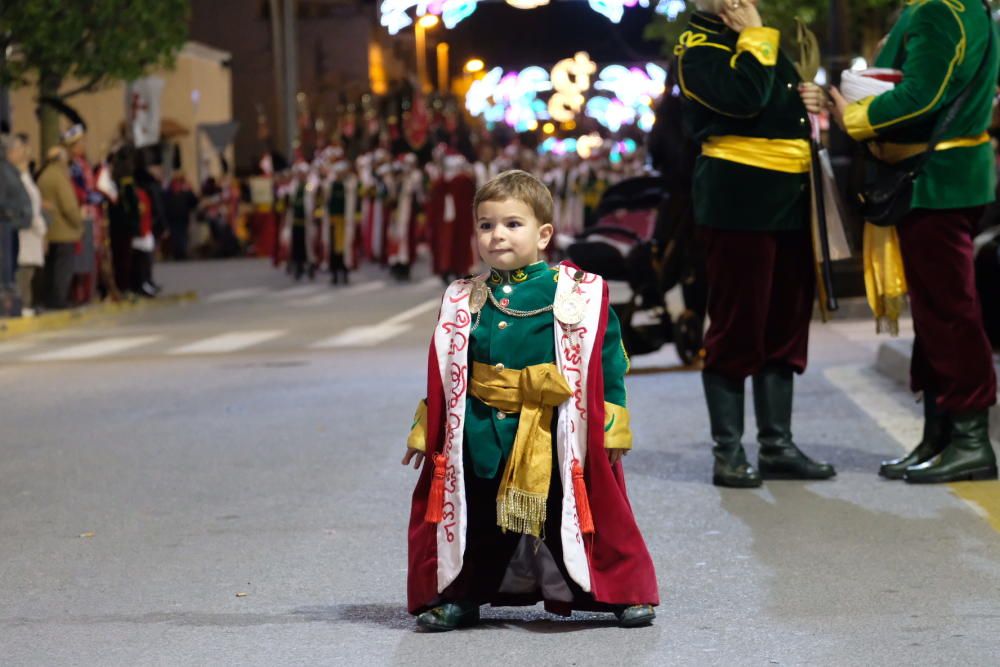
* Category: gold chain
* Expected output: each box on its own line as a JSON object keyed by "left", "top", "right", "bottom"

{"left": 486, "top": 284, "right": 554, "bottom": 318}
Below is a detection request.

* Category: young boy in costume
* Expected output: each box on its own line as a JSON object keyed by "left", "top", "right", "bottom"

{"left": 403, "top": 170, "right": 659, "bottom": 631}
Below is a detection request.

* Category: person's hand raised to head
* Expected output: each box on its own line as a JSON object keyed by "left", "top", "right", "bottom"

{"left": 720, "top": 0, "right": 763, "bottom": 33}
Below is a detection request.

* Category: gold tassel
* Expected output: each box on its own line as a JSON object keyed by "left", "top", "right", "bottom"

{"left": 863, "top": 222, "right": 908, "bottom": 336}
{"left": 497, "top": 487, "right": 547, "bottom": 537}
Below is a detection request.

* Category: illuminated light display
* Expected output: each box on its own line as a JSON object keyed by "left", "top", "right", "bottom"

{"left": 539, "top": 135, "right": 638, "bottom": 160}
{"left": 654, "top": 0, "right": 687, "bottom": 21}
{"left": 506, "top": 0, "right": 551, "bottom": 8}
{"left": 548, "top": 52, "right": 597, "bottom": 123}
{"left": 380, "top": 0, "right": 650, "bottom": 35}
{"left": 466, "top": 54, "right": 666, "bottom": 134}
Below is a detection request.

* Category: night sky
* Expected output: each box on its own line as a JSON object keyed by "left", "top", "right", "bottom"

{"left": 440, "top": 3, "right": 668, "bottom": 70}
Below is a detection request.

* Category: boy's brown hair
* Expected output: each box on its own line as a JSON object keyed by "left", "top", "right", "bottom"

{"left": 473, "top": 169, "right": 553, "bottom": 226}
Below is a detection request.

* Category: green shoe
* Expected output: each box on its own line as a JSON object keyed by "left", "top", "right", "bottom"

{"left": 415, "top": 602, "right": 480, "bottom": 632}
{"left": 879, "top": 392, "right": 950, "bottom": 479}
{"left": 753, "top": 365, "right": 835, "bottom": 480}
{"left": 904, "top": 410, "right": 998, "bottom": 484}
{"left": 616, "top": 604, "right": 656, "bottom": 628}
{"left": 703, "top": 372, "right": 761, "bottom": 488}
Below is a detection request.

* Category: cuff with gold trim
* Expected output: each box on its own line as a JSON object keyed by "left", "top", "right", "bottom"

{"left": 406, "top": 399, "right": 428, "bottom": 452}
{"left": 603, "top": 402, "right": 633, "bottom": 450}
{"left": 843, "top": 96, "right": 877, "bottom": 141}
{"left": 735, "top": 27, "right": 780, "bottom": 67}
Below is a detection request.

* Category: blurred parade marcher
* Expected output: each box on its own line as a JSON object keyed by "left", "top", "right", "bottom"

{"left": 284, "top": 162, "right": 315, "bottom": 280}
{"left": 163, "top": 172, "right": 199, "bottom": 260}
{"left": 1, "top": 133, "right": 34, "bottom": 316}
{"left": 131, "top": 176, "right": 158, "bottom": 297}
{"left": 63, "top": 125, "right": 102, "bottom": 305}
{"left": 107, "top": 149, "right": 138, "bottom": 295}
{"left": 37, "top": 146, "right": 83, "bottom": 310}
{"left": 7, "top": 134, "right": 47, "bottom": 316}
{"left": 386, "top": 153, "right": 424, "bottom": 281}
{"left": 323, "top": 158, "right": 358, "bottom": 285}
{"left": 372, "top": 149, "right": 393, "bottom": 265}
{"left": 830, "top": 0, "right": 998, "bottom": 483}
{"left": 676, "top": 0, "right": 835, "bottom": 487}
{"left": 357, "top": 152, "right": 377, "bottom": 261}
{"left": 427, "top": 151, "right": 476, "bottom": 284}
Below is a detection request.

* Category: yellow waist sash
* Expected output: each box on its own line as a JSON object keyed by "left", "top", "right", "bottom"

{"left": 470, "top": 361, "right": 572, "bottom": 537}
{"left": 701, "top": 135, "right": 811, "bottom": 174}
{"left": 869, "top": 132, "right": 991, "bottom": 165}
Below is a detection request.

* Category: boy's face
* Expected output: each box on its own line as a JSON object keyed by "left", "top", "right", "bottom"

{"left": 475, "top": 198, "right": 553, "bottom": 272}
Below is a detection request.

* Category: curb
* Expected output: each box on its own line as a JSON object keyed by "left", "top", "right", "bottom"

{"left": 874, "top": 337, "right": 1000, "bottom": 443}
{"left": 0, "top": 291, "right": 198, "bottom": 340}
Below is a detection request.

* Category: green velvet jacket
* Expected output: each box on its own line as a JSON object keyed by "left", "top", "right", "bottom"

{"left": 463, "top": 261, "right": 630, "bottom": 479}
{"left": 844, "top": 0, "right": 999, "bottom": 209}
{"left": 677, "top": 12, "right": 811, "bottom": 232}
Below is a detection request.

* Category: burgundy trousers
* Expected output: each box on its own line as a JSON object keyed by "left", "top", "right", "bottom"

{"left": 702, "top": 227, "right": 815, "bottom": 381}
{"left": 897, "top": 207, "right": 997, "bottom": 414}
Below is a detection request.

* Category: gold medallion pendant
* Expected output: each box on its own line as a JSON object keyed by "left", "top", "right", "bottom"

{"left": 468, "top": 280, "right": 489, "bottom": 314}
{"left": 554, "top": 290, "right": 585, "bottom": 325}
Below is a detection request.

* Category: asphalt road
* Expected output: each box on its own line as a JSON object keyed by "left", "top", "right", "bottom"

{"left": 1, "top": 258, "right": 997, "bottom": 666}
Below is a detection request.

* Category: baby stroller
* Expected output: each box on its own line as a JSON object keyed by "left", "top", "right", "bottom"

{"left": 565, "top": 175, "right": 706, "bottom": 364}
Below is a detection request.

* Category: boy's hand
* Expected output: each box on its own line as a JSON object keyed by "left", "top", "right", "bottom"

{"left": 798, "top": 82, "right": 828, "bottom": 115}
{"left": 607, "top": 449, "right": 625, "bottom": 466}
{"left": 401, "top": 448, "right": 425, "bottom": 470}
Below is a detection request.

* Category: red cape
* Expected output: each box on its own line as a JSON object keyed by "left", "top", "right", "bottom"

{"left": 407, "top": 275, "right": 660, "bottom": 613}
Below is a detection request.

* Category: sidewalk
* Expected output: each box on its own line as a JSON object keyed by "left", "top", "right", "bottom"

{"left": 0, "top": 291, "right": 197, "bottom": 341}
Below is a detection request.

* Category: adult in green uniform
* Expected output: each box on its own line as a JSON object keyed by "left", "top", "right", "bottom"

{"left": 676, "top": 0, "right": 836, "bottom": 487}
{"left": 830, "top": 0, "right": 998, "bottom": 483}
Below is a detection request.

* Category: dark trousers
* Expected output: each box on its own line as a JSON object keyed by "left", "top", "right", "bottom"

{"left": 45, "top": 242, "right": 77, "bottom": 309}
{"left": 701, "top": 227, "right": 815, "bottom": 380}
{"left": 898, "top": 207, "right": 997, "bottom": 414}
{"left": 441, "top": 451, "right": 609, "bottom": 614}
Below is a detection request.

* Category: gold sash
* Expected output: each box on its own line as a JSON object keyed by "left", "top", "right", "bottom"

{"left": 701, "top": 135, "right": 812, "bottom": 174}
{"left": 869, "top": 132, "right": 991, "bottom": 165}
{"left": 470, "top": 361, "right": 572, "bottom": 537}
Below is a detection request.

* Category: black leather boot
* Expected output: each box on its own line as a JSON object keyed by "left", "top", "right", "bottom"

{"left": 904, "top": 410, "right": 998, "bottom": 484}
{"left": 879, "top": 392, "right": 950, "bottom": 479}
{"left": 703, "top": 372, "right": 761, "bottom": 488}
{"left": 753, "top": 365, "right": 835, "bottom": 480}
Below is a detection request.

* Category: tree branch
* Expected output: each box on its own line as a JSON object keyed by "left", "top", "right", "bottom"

{"left": 60, "top": 75, "right": 104, "bottom": 99}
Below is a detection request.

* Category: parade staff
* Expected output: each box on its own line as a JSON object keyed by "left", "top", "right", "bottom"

{"left": 676, "top": 0, "right": 835, "bottom": 487}
{"left": 830, "top": 0, "right": 998, "bottom": 483}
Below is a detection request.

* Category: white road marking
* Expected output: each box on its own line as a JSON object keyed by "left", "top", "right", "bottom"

{"left": 0, "top": 340, "right": 37, "bottom": 355}
{"left": 311, "top": 324, "right": 412, "bottom": 348}
{"left": 383, "top": 297, "right": 441, "bottom": 326}
{"left": 823, "top": 364, "right": 921, "bottom": 451}
{"left": 205, "top": 287, "right": 270, "bottom": 303}
{"left": 290, "top": 280, "right": 386, "bottom": 307}
{"left": 274, "top": 284, "right": 324, "bottom": 298}
{"left": 311, "top": 296, "right": 439, "bottom": 348}
{"left": 26, "top": 335, "right": 163, "bottom": 361}
{"left": 169, "top": 330, "right": 285, "bottom": 355}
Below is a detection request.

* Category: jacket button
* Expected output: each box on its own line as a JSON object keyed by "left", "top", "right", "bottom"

{"left": 497, "top": 411, "right": 507, "bottom": 420}
{"left": 800, "top": 117, "right": 807, "bottom": 125}
{"left": 502, "top": 285, "right": 513, "bottom": 294}
{"left": 787, "top": 82, "right": 794, "bottom": 90}
{"left": 498, "top": 321, "right": 508, "bottom": 330}
{"left": 494, "top": 363, "right": 504, "bottom": 371}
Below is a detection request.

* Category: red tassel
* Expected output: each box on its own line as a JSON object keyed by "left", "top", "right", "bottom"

{"left": 424, "top": 453, "right": 447, "bottom": 523}
{"left": 572, "top": 460, "right": 595, "bottom": 535}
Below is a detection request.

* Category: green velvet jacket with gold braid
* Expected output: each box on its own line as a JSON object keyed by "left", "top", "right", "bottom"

{"left": 843, "top": 0, "right": 999, "bottom": 210}
{"left": 407, "top": 261, "right": 632, "bottom": 480}
{"left": 676, "top": 12, "right": 812, "bottom": 232}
